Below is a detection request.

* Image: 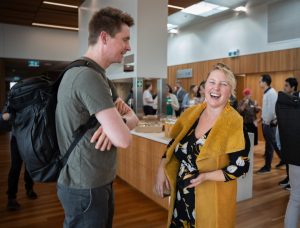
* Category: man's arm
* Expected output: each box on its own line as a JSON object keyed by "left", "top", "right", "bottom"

{"left": 95, "top": 107, "right": 132, "bottom": 148}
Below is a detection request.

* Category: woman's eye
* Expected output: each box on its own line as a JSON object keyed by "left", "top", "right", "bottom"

{"left": 221, "top": 82, "right": 228, "bottom": 86}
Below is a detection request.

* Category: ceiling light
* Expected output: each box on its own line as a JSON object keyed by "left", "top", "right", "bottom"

{"left": 167, "top": 23, "right": 178, "bottom": 30}
{"left": 182, "top": 2, "right": 228, "bottom": 17}
{"left": 32, "top": 23, "right": 79, "bottom": 31}
{"left": 234, "top": 6, "right": 247, "bottom": 12}
{"left": 168, "top": 28, "right": 179, "bottom": 34}
{"left": 168, "top": 4, "right": 184, "bottom": 10}
{"left": 43, "top": 1, "right": 78, "bottom": 9}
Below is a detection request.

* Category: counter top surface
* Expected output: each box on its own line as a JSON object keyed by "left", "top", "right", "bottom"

{"left": 131, "top": 130, "right": 171, "bottom": 144}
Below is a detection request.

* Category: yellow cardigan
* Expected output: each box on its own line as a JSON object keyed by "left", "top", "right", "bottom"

{"left": 164, "top": 102, "right": 245, "bottom": 228}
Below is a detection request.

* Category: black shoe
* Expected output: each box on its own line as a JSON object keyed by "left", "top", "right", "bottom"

{"left": 284, "top": 184, "right": 291, "bottom": 191}
{"left": 26, "top": 190, "right": 38, "bottom": 200}
{"left": 7, "top": 199, "right": 21, "bottom": 211}
{"left": 278, "top": 177, "right": 289, "bottom": 186}
{"left": 256, "top": 166, "right": 271, "bottom": 174}
{"left": 275, "top": 161, "right": 285, "bottom": 169}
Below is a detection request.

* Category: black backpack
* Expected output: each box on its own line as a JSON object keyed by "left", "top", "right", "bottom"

{"left": 8, "top": 59, "right": 100, "bottom": 182}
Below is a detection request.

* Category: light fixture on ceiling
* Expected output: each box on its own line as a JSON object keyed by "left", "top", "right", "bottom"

{"left": 32, "top": 22, "right": 79, "bottom": 31}
{"left": 167, "top": 24, "right": 179, "bottom": 34}
{"left": 234, "top": 6, "right": 247, "bottom": 12}
{"left": 182, "top": 1, "right": 229, "bottom": 17}
{"left": 43, "top": 1, "right": 78, "bottom": 9}
{"left": 169, "top": 28, "right": 179, "bottom": 34}
{"left": 168, "top": 4, "right": 184, "bottom": 10}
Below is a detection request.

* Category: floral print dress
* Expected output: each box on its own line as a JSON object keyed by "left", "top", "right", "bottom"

{"left": 168, "top": 118, "right": 250, "bottom": 228}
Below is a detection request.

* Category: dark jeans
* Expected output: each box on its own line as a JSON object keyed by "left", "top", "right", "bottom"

{"left": 143, "top": 105, "right": 156, "bottom": 115}
{"left": 262, "top": 124, "right": 283, "bottom": 169}
{"left": 245, "top": 122, "right": 258, "bottom": 145}
{"left": 7, "top": 135, "right": 34, "bottom": 199}
{"left": 57, "top": 183, "right": 114, "bottom": 228}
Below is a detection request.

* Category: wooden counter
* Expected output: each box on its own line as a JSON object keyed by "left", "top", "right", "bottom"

{"left": 117, "top": 131, "right": 254, "bottom": 210}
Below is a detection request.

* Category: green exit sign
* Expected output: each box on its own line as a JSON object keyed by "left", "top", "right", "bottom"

{"left": 137, "top": 79, "right": 143, "bottom": 88}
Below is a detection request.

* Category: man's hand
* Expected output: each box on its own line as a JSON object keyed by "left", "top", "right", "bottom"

{"left": 115, "top": 98, "right": 131, "bottom": 116}
{"left": 2, "top": 113, "right": 10, "bottom": 121}
{"left": 90, "top": 126, "right": 112, "bottom": 151}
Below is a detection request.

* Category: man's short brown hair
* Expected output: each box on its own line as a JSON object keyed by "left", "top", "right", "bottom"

{"left": 88, "top": 7, "right": 134, "bottom": 46}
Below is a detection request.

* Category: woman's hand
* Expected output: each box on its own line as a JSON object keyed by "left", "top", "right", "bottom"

{"left": 90, "top": 126, "right": 112, "bottom": 151}
{"left": 187, "top": 170, "right": 225, "bottom": 188}
{"left": 186, "top": 173, "right": 206, "bottom": 188}
{"left": 155, "top": 159, "right": 170, "bottom": 198}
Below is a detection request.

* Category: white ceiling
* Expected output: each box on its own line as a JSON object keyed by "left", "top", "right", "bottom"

{"left": 168, "top": 0, "right": 279, "bottom": 29}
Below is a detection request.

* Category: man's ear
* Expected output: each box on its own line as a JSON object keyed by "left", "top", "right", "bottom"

{"left": 99, "top": 31, "right": 109, "bottom": 45}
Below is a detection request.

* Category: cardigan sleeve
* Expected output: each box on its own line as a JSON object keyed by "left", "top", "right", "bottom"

{"left": 222, "top": 127, "right": 250, "bottom": 181}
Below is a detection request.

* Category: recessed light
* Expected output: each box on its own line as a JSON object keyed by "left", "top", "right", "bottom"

{"left": 234, "top": 6, "right": 247, "bottom": 12}
{"left": 43, "top": 1, "right": 78, "bottom": 9}
{"left": 182, "top": 2, "right": 228, "bottom": 17}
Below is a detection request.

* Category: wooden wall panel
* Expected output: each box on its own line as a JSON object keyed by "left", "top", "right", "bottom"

{"left": 239, "top": 54, "right": 259, "bottom": 74}
{"left": 235, "top": 75, "right": 245, "bottom": 101}
{"left": 168, "top": 48, "right": 300, "bottom": 92}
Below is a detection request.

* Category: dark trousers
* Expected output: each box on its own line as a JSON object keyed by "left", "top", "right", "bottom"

{"left": 7, "top": 135, "right": 33, "bottom": 199}
{"left": 245, "top": 122, "right": 258, "bottom": 145}
{"left": 57, "top": 183, "right": 114, "bottom": 228}
{"left": 143, "top": 105, "right": 155, "bottom": 115}
{"left": 262, "top": 124, "right": 283, "bottom": 169}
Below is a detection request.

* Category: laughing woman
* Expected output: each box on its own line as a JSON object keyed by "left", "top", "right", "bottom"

{"left": 155, "top": 63, "right": 250, "bottom": 228}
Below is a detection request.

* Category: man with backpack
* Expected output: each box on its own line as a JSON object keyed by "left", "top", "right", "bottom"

{"left": 2, "top": 101, "right": 37, "bottom": 211}
{"left": 55, "top": 7, "right": 138, "bottom": 228}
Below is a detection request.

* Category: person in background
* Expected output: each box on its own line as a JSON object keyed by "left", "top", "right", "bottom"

{"left": 165, "top": 84, "right": 179, "bottom": 116}
{"left": 155, "top": 63, "right": 250, "bottom": 228}
{"left": 237, "top": 88, "right": 261, "bottom": 145}
{"left": 277, "top": 77, "right": 299, "bottom": 191}
{"left": 143, "top": 82, "right": 155, "bottom": 115}
{"left": 174, "top": 81, "right": 187, "bottom": 116}
{"left": 152, "top": 93, "right": 158, "bottom": 115}
{"left": 275, "top": 81, "right": 300, "bottom": 228}
{"left": 55, "top": 7, "right": 139, "bottom": 228}
{"left": 196, "top": 80, "right": 206, "bottom": 104}
{"left": 125, "top": 88, "right": 134, "bottom": 110}
{"left": 257, "top": 74, "right": 283, "bottom": 174}
{"left": 2, "top": 101, "right": 37, "bottom": 211}
{"left": 229, "top": 95, "right": 238, "bottom": 109}
{"left": 182, "top": 84, "right": 199, "bottom": 110}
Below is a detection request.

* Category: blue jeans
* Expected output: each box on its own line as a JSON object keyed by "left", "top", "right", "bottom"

{"left": 262, "top": 124, "right": 282, "bottom": 169}
{"left": 57, "top": 183, "right": 114, "bottom": 228}
{"left": 285, "top": 165, "right": 300, "bottom": 228}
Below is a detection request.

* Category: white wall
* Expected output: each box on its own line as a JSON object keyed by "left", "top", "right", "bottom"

{"left": 167, "top": 1, "right": 300, "bottom": 66}
{"left": 0, "top": 23, "right": 79, "bottom": 61}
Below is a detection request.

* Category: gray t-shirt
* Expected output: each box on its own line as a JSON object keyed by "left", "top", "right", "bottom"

{"left": 55, "top": 58, "right": 117, "bottom": 189}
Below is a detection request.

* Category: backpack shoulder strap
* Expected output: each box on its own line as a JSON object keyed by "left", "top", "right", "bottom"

{"left": 53, "top": 59, "right": 96, "bottom": 90}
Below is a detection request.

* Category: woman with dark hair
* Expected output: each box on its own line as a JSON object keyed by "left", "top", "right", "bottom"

{"left": 196, "top": 80, "right": 206, "bottom": 104}
{"left": 182, "top": 84, "right": 199, "bottom": 110}
{"left": 165, "top": 84, "right": 179, "bottom": 116}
